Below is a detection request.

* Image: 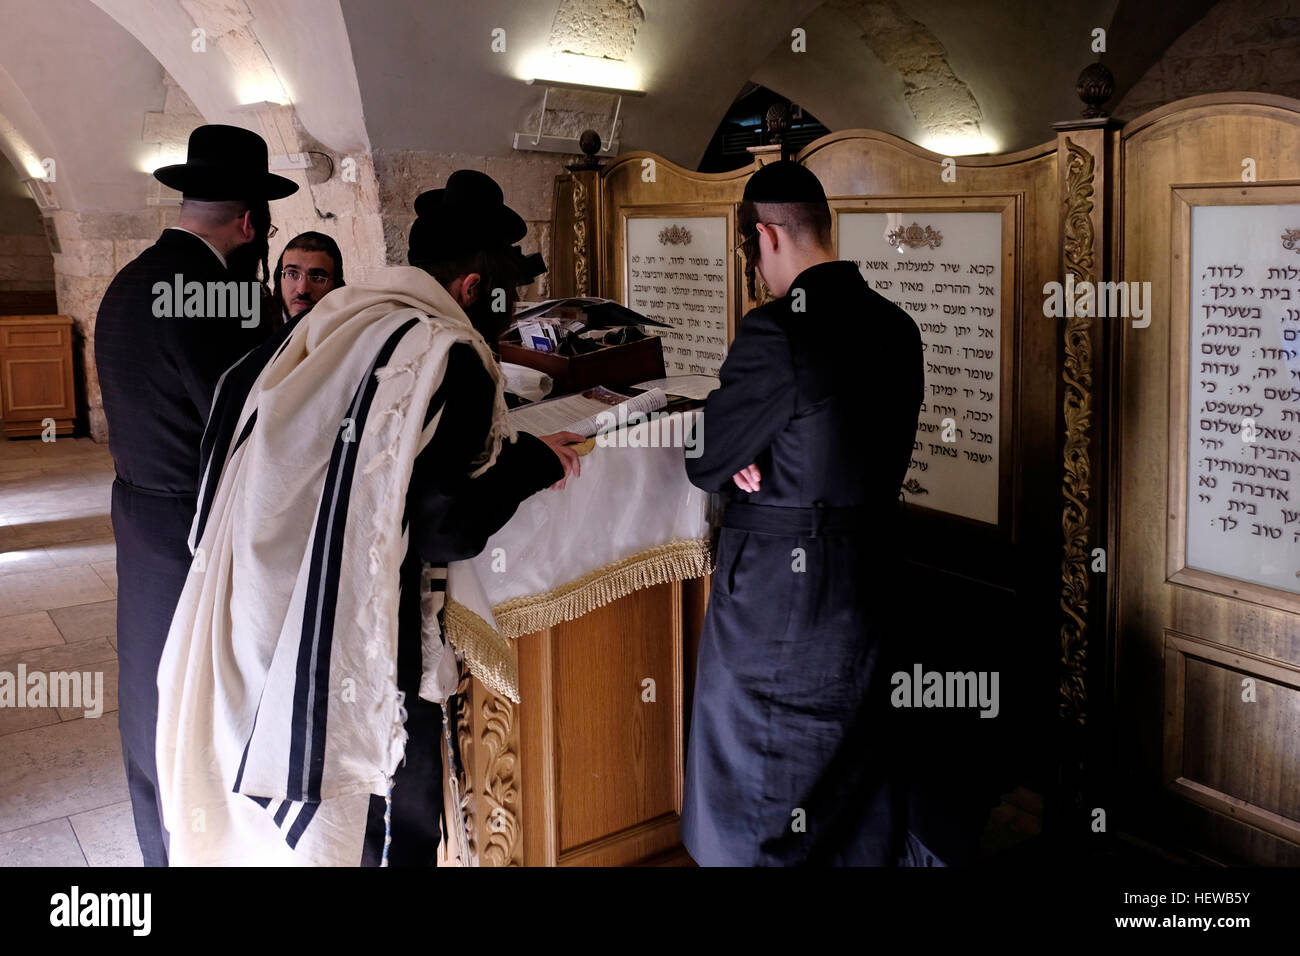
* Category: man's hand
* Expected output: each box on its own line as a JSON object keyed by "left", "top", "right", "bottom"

{"left": 539, "top": 431, "right": 584, "bottom": 490}
{"left": 733, "top": 463, "right": 761, "bottom": 493}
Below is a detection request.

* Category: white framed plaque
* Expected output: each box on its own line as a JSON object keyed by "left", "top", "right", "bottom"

{"left": 621, "top": 210, "right": 732, "bottom": 377}
{"left": 837, "top": 200, "right": 1015, "bottom": 527}
{"left": 1170, "top": 189, "right": 1300, "bottom": 609}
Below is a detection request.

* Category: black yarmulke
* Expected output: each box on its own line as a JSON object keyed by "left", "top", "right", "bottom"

{"left": 742, "top": 160, "right": 827, "bottom": 204}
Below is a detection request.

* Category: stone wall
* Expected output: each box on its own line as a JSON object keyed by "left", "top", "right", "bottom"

{"left": 374, "top": 149, "right": 570, "bottom": 302}
{"left": 0, "top": 155, "right": 54, "bottom": 295}
{"left": 1116, "top": 0, "right": 1300, "bottom": 119}
{"left": 51, "top": 208, "right": 174, "bottom": 442}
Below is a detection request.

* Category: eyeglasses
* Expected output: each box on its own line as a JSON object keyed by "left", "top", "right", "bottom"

{"left": 734, "top": 222, "right": 786, "bottom": 258}
{"left": 280, "top": 267, "right": 333, "bottom": 286}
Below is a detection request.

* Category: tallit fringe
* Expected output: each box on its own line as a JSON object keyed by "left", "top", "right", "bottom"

{"left": 442, "top": 538, "right": 713, "bottom": 703}
{"left": 358, "top": 351, "right": 425, "bottom": 783}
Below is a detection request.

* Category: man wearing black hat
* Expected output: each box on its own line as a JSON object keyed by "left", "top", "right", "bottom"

{"left": 370, "top": 169, "right": 581, "bottom": 864}
{"left": 172, "top": 169, "right": 579, "bottom": 864}
{"left": 95, "top": 124, "right": 297, "bottom": 866}
{"left": 680, "top": 160, "right": 924, "bottom": 865}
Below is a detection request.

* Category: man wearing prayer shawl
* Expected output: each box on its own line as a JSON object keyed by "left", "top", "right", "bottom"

{"left": 156, "top": 170, "right": 580, "bottom": 865}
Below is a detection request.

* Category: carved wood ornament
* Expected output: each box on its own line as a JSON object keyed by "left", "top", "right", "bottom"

{"left": 1059, "top": 136, "right": 1096, "bottom": 726}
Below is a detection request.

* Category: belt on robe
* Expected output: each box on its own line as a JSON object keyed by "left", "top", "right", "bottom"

{"left": 720, "top": 501, "right": 875, "bottom": 538}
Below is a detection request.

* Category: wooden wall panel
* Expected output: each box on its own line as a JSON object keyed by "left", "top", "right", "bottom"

{"left": 1116, "top": 93, "right": 1300, "bottom": 863}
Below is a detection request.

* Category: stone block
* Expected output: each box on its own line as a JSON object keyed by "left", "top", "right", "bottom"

{"left": 141, "top": 111, "right": 202, "bottom": 147}
{"left": 53, "top": 240, "right": 114, "bottom": 279}
{"left": 1165, "top": 54, "right": 1244, "bottom": 98}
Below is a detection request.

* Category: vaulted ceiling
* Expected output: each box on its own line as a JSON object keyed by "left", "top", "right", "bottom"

{"left": 0, "top": 0, "right": 1221, "bottom": 214}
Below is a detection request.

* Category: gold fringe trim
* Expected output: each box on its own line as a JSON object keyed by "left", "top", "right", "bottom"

{"left": 492, "top": 538, "right": 713, "bottom": 638}
{"left": 443, "top": 538, "right": 714, "bottom": 704}
{"left": 442, "top": 600, "right": 520, "bottom": 703}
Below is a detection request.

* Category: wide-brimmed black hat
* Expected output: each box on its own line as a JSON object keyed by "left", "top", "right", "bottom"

{"left": 154, "top": 124, "right": 299, "bottom": 201}
{"left": 408, "top": 169, "right": 527, "bottom": 264}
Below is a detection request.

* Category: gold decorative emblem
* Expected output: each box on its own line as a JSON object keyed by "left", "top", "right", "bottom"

{"left": 1282, "top": 228, "right": 1300, "bottom": 253}
{"left": 886, "top": 222, "right": 943, "bottom": 250}
{"left": 658, "top": 224, "right": 693, "bottom": 246}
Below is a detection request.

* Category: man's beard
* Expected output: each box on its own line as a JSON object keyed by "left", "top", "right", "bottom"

{"left": 227, "top": 236, "right": 269, "bottom": 287}
{"left": 465, "top": 286, "right": 511, "bottom": 346}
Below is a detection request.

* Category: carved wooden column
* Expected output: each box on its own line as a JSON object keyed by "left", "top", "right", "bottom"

{"left": 549, "top": 169, "right": 601, "bottom": 298}
{"left": 1050, "top": 64, "right": 1121, "bottom": 850}
{"left": 449, "top": 670, "right": 524, "bottom": 867}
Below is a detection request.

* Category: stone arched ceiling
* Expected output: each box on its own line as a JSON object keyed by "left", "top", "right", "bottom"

{"left": 754, "top": 0, "right": 1125, "bottom": 155}
{"left": 342, "top": 0, "right": 1218, "bottom": 165}
{"left": 0, "top": 0, "right": 166, "bottom": 211}
{"left": 340, "top": 0, "right": 825, "bottom": 165}
{"left": 90, "top": 0, "right": 370, "bottom": 154}
{"left": 0, "top": 0, "right": 1247, "bottom": 218}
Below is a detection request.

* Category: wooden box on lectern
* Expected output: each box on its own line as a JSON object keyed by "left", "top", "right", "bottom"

{"left": 497, "top": 333, "right": 665, "bottom": 394}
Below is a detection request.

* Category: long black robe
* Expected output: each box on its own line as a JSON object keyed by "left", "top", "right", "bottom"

{"left": 197, "top": 319, "right": 560, "bottom": 865}
{"left": 95, "top": 228, "right": 271, "bottom": 866}
{"left": 681, "top": 260, "right": 924, "bottom": 865}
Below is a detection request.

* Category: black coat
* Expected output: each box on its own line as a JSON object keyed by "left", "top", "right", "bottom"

{"left": 95, "top": 228, "right": 272, "bottom": 812}
{"left": 681, "top": 260, "right": 924, "bottom": 865}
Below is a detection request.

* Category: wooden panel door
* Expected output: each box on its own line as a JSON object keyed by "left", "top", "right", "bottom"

{"left": 0, "top": 315, "right": 76, "bottom": 436}
{"left": 1115, "top": 94, "right": 1300, "bottom": 864}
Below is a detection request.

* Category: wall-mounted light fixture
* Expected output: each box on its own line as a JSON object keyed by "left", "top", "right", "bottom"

{"left": 22, "top": 176, "right": 58, "bottom": 213}
{"left": 514, "top": 77, "right": 645, "bottom": 157}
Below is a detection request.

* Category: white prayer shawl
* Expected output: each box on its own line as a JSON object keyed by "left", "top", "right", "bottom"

{"left": 156, "top": 266, "right": 510, "bottom": 866}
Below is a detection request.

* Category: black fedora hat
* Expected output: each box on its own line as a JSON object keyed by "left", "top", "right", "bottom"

{"left": 154, "top": 124, "right": 299, "bottom": 201}
{"left": 408, "top": 169, "right": 527, "bottom": 264}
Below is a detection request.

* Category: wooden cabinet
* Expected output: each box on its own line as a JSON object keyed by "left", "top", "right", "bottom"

{"left": 0, "top": 314, "right": 76, "bottom": 438}
{"left": 449, "top": 576, "right": 709, "bottom": 866}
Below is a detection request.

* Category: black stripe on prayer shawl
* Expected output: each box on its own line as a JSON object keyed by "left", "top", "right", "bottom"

{"left": 287, "top": 317, "right": 420, "bottom": 803}
{"left": 194, "top": 321, "right": 298, "bottom": 544}
{"left": 285, "top": 802, "right": 319, "bottom": 849}
{"left": 273, "top": 800, "right": 292, "bottom": 827}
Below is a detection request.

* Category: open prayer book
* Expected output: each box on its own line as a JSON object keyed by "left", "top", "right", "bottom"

{"left": 508, "top": 386, "right": 668, "bottom": 437}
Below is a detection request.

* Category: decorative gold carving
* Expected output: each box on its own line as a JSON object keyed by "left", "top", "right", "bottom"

{"left": 572, "top": 177, "right": 589, "bottom": 296}
{"left": 886, "top": 222, "right": 943, "bottom": 250}
{"left": 658, "top": 223, "right": 693, "bottom": 245}
{"left": 1282, "top": 228, "right": 1300, "bottom": 253}
{"left": 1060, "top": 137, "right": 1096, "bottom": 726}
{"left": 478, "top": 690, "right": 521, "bottom": 866}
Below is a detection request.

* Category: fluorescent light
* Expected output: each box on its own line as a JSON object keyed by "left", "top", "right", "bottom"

{"left": 920, "top": 131, "right": 997, "bottom": 156}
{"left": 518, "top": 50, "right": 643, "bottom": 95}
